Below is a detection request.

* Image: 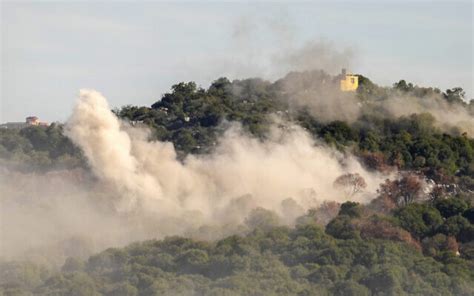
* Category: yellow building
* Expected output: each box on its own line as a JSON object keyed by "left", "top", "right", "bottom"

{"left": 340, "top": 69, "right": 359, "bottom": 92}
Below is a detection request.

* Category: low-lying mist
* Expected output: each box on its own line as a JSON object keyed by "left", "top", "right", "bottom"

{"left": 1, "top": 89, "right": 388, "bottom": 266}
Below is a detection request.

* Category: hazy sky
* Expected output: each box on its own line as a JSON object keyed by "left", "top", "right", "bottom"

{"left": 1, "top": 1, "right": 472, "bottom": 123}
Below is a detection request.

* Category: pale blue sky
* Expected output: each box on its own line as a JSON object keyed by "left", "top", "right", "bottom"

{"left": 1, "top": 1, "right": 472, "bottom": 123}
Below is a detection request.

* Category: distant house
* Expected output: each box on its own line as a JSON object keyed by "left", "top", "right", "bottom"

{"left": 0, "top": 116, "right": 49, "bottom": 129}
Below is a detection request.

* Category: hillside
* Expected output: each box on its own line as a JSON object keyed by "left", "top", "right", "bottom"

{"left": 0, "top": 70, "right": 473, "bottom": 295}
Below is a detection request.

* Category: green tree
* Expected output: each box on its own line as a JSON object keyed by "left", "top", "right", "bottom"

{"left": 395, "top": 203, "right": 443, "bottom": 239}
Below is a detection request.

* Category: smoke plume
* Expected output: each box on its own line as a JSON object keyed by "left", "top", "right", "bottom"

{"left": 65, "top": 90, "right": 384, "bottom": 216}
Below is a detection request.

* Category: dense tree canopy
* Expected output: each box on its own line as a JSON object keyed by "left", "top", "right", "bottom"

{"left": 2, "top": 197, "right": 473, "bottom": 295}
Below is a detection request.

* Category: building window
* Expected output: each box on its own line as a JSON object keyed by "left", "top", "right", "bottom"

{"left": 351, "top": 78, "right": 355, "bottom": 84}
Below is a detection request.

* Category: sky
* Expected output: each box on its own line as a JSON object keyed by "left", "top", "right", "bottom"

{"left": 1, "top": 0, "right": 473, "bottom": 123}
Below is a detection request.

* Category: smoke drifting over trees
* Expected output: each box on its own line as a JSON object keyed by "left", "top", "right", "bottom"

{"left": 66, "top": 90, "right": 384, "bottom": 213}
{"left": 1, "top": 88, "right": 387, "bottom": 263}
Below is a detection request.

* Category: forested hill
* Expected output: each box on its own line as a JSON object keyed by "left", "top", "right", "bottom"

{"left": 1, "top": 70, "right": 473, "bottom": 295}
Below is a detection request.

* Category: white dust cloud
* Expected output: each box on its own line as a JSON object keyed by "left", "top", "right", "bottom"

{"left": 65, "top": 90, "right": 384, "bottom": 217}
